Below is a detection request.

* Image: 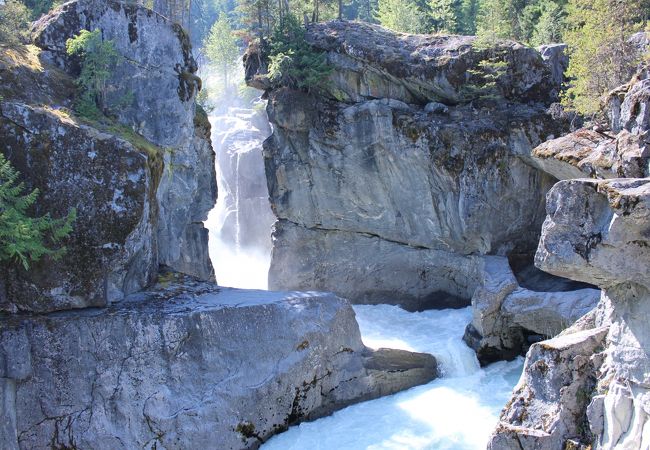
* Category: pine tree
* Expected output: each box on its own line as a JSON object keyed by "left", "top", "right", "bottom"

{"left": 563, "top": 0, "right": 647, "bottom": 115}
{"left": 65, "top": 29, "right": 119, "bottom": 119}
{"left": 376, "top": 0, "right": 427, "bottom": 33}
{"left": 0, "top": 0, "right": 31, "bottom": 45}
{"left": 458, "top": 0, "right": 478, "bottom": 34}
{"left": 429, "top": 0, "right": 459, "bottom": 33}
{"left": 204, "top": 15, "right": 240, "bottom": 90}
{"left": 0, "top": 154, "right": 76, "bottom": 270}
{"left": 475, "top": 0, "right": 515, "bottom": 41}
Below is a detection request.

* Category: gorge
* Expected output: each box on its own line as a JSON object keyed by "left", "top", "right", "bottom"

{"left": 1, "top": 0, "right": 650, "bottom": 449}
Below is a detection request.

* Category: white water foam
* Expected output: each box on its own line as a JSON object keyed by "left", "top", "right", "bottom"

{"left": 262, "top": 305, "right": 523, "bottom": 450}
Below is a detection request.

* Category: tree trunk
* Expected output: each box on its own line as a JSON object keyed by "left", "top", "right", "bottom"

{"left": 338, "top": 0, "right": 342, "bottom": 20}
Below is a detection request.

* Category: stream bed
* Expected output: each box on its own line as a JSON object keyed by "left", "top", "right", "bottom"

{"left": 262, "top": 305, "right": 523, "bottom": 450}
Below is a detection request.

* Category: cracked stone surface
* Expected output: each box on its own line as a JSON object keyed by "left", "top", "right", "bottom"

{"left": 0, "top": 274, "right": 437, "bottom": 450}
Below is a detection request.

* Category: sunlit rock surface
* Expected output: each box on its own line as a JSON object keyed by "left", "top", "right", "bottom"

{"left": 0, "top": 45, "right": 162, "bottom": 313}
{"left": 245, "top": 25, "right": 570, "bottom": 309}
{"left": 0, "top": 274, "right": 437, "bottom": 450}
{"left": 532, "top": 66, "right": 650, "bottom": 179}
{"left": 490, "top": 178, "right": 650, "bottom": 449}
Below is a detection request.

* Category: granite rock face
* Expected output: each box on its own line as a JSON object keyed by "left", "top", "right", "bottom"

{"left": 244, "top": 24, "right": 570, "bottom": 309}
{"left": 0, "top": 276, "right": 437, "bottom": 450}
{"left": 0, "top": 0, "right": 216, "bottom": 312}
{"left": 490, "top": 178, "right": 650, "bottom": 449}
{"left": 33, "top": 0, "right": 217, "bottom": 281}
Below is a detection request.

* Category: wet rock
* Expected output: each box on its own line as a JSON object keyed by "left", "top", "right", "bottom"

{"left": 492, "top": 176, "right": 650, "bottom": 449}
{"left": 1, "top": 275, "right": 437, "bottom": 449}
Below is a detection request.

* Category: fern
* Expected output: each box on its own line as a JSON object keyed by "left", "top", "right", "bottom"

{"left": 0, "top": 153, "right": 76, "bottom": 270}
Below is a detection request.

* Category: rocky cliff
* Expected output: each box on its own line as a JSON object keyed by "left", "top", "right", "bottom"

{"left": 489, "top": 66, "right": 650, "bottom": 449}
{"left": 245, "top": 22, "right": 590, "bottom": 317}
{"left": 0, "top": 7, "right": 443, "bottom": 449}
{"left": 0, "top": 0, "right": 216, "bottom": 313}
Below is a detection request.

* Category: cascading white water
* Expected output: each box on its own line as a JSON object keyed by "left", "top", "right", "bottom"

{"left": 204, "top": 88, "right": 275, "bottom": 289}
{"left": 262, "top": 305, "right": 523, "bottom": 450}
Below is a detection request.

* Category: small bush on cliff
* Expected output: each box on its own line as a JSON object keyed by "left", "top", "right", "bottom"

{"left": 267, "top": 14, "right": 331, "bottom": 91}
{"left": 66, "top": 29, "right": 119, "bottom": 119}
{"left": 0, "top": 0, "right": 32, "bottom": 45}
{"left": 0, "top": 153, "right": 76, "bottom": 270}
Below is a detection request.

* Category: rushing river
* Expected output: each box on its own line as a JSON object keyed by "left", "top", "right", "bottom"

{"left": 262, "top": 305, "right": 523, "bottom": 450}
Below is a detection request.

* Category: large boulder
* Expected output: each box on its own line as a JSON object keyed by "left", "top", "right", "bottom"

{"left": 490, "top": 178, "right": 650, "bottom": 449}
{"left": 1, "top": 274, "right": 437, "bottom": 450}
{"left": 32, "top": 0, "right": 217, "bottom": 281}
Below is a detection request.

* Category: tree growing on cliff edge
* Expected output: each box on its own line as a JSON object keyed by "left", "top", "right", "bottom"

{"left": 66, "top": 29, "right": 119, "bottom": 119}
{"left": 562, "top": 0, "right": 648, "bottom": 115}
{"left": 0, "top": 153, "right": 76, "bottom": 270}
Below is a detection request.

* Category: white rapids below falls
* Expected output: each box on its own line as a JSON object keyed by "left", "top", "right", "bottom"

{"left": 262, "top": 305, "right": 523, "bottom": 450}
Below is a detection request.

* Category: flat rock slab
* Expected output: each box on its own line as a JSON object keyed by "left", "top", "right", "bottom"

{"left": 0, "top": 275, "right": 437, "bottom": 449}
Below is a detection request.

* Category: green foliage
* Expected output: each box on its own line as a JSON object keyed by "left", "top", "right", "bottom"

{"left": 458, "top": 0, "right": 478, "bottom": 34}
{"left": 0, "top": 0, "right": 31, "bottom": 45}
{"left": 429, "top": 0, "right": 460, "bottom": 33}
{"left": 375, "top": 0, "right": 427, "bottom": 33}
{"left": 562, "top": 0, "right": 647, "bottom": 115}
{"left": 267, "top": 14, "right": 331, "bottom": 90}
{"left": 0, "top": 153, "right": 75, "bottom": 270}
{"left": 475, "top": 0, "right": 516, "bottom": 41}
{"left": 463, "top": 51, "right": 508, "bottom": 101}
{"left": 204, "top": 15, "right": 240, "bottom": 89}
{"left": 23, "top": 0, "right": 62, "bottom": 19}
{"left": 65, "top": 29, "right": 119, "bottom": 119}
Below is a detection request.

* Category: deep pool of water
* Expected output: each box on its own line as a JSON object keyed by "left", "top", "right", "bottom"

{"left": 262, "top": 305, "right": 523, "bottom": 450}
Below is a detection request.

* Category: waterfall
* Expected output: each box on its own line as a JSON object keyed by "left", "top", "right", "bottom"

{"left": 203, "top": 78, "right": 275, "bottom": 289}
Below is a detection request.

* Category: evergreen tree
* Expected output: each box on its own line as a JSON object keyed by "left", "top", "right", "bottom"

{"left": 475, "top": 0, "right": 515, "bottom": 41}
{"left": 530, "top": 0, "right": 565, "bottom": 45}
{"left": 0, "top": 153, "right": 76, "bottom": 270}
{"left": 267, "top": 14, "right": 331, "bottom": 90}
{"left": 429, "top": 0, "right": 459, "bottom": 33}
{"left": 0, "top": 0, "right": 31, "bottom": 45}
{"left": 563, "top": 0, "right": 647, "bottom": 115}
{"left": 204, "top": 15, "right": 240, "bottom": 89}
{"left": 376, "top": 0, "right": 427, "bottom": 33}
{"left": 66, "top": 29, "right": 120, "bottom": 119}
{"left": 458, "top": 0, "right": 478, "bottom": 34}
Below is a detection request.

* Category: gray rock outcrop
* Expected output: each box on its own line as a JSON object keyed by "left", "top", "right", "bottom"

{"left": 245, "top": 22, "right": 573, "bottom": 310}
{"left": 1, "top": 275, "right": 437, "bottom": 450}
{"left": 532, "top": 66, "right": 650, "bottom": 180}
{"left": 463, "top": 255, "right": 599, "bottom": 365}
{"left": 0, "top": 0, "right": 216, "bottom": 313}
{"left": 33, "top": 0, "right": 217, "bottom": 282}
{"left": 489, "top": 177, "right": 650, "bottom": 449}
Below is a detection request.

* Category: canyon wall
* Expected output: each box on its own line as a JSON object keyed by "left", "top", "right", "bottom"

{"left": 490, "top": 66, "right": 650, "bottom": 449}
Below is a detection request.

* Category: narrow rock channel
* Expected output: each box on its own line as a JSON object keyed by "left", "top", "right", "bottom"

{"left": 264, "top": 305, "right": 523, "bottom": 449}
